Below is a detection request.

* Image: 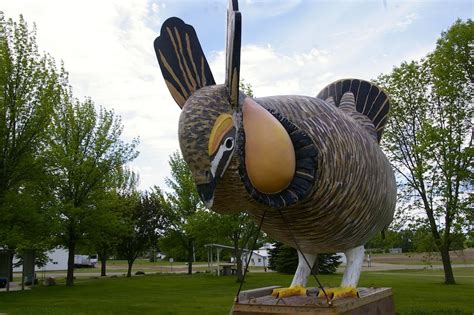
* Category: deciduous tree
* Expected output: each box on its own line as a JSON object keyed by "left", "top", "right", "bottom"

{"left": 377, "top": 19, "right": 473, "bottom": 284}
{"left": 46, "top": 97, "right": 138, "bottom": 286}
{"left": 87, "top": 169, "right": 139, "bottom": 276}
{"left": 0, "top": 13, "right": 62, "bottom": 277}
{"left": 116, "top": 188, "right": 166, "bottom": 277}
{"left": 162, "top": 152, "right": 202, "bottom": 275}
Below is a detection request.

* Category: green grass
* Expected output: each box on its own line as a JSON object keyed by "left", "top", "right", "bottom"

{"left": 107, "top": 259, "right": 208, "bottom": 267}
{"left": 0, "top": 268, "right": 472, "bottom": 314}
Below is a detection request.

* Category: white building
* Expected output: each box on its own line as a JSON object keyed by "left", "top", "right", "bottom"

{"left": 13, "top": 247, "right": 69, "bottom": 272}
{"left": 10, "top": 247, "right": 98, "bottom": 272}
{"left": 156, "top": 252, "right": 167, "bottom": 260}
{"left": 241, "top": 244, "right": 347, "bottom": 268}
{"left": 241, "top": 243, "right": 274, "bottom": 267}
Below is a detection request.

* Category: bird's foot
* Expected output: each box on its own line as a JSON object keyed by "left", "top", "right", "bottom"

{"left": 271, "top": 285, "right": 307, "bottom": 298}
{"left": 318, "top": 287, "right": 358, "bottom": 300}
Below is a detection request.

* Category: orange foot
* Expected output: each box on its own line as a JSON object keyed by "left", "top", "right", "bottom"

{"left": 271, "top": 285, "right": 307, "bottom": 298}
{"left": 318, "top": 287, "right": 358, "bottom": 300}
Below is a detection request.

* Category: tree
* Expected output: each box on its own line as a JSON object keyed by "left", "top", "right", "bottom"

{"left": 268, "top": 242, "right": 341, "bottom": 275}
{"left": 46, "top": 97, "right": 138, "bottom": 286}
{"left": 240, "top": 79, "right": 254, "bottom": 97}
{"left": 116, "top": 188, "right": 166, "bottom": 277}
{"left": 0, "top": 13, "right": 62, "bottom": 279}
{"left": 183, "top": 209, "right": 262, "bottom": 281}
{"left": 184, "top": 210, "right": 223, "bottom": 260}
{"left": 377, "top": 19, "right": 473, "bottom": 284}
{"left": 89, "top": 194, "right": 123, "bottom": 277}
{"left": 366, "top": 228, "right": 416, "bottom": 253}
{"left": 158, "top": 230, "right": 189, "bottom": 261}
{"left": 0, "top": 14, "right": 61, "bottom": 204}
{"left": 162, "top": 152, "right": 202, "bottom": 275}
{"left": 88, "top": 169, "right": 139, "bottom": 277}
{"left": 216, "top": 213, "right": 261, "bottom": 282}
{"left": 268, "top": 242, "right": 297, "bottom": 274}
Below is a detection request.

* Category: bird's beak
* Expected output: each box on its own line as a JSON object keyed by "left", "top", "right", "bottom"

{"left": 197, "top": 179, "right": 216, "bottom": 209}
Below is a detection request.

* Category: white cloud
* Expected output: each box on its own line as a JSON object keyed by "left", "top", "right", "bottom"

{"left": 394, "top": 13, "right": 418, "bottom": 30}
{"left": 3, "top": 0, "right": 179, "bottom": 191}
{"left": 2, "top": 0, "right": 451, "bottom": 193}
{"left": 242, "top": 0, "right": 301, "bottom": 18}
{"left": 210, "top": 44, "right": 333, "bottom": 97}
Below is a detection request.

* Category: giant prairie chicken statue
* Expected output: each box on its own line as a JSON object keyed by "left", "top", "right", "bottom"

{"left": 154, "top": 0, "right": 396, "bottom": 300}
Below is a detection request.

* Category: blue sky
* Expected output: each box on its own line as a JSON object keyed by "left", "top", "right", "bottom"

{"left": 2, "top": 0, "right": 472, "bottom": 191}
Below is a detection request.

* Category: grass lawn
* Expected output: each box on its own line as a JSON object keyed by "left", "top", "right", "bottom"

{"left": 0, "top": 268, "right": 472, "bottom": 315}
{"left": 370, "top": 249, "right": 474, "bottom": 266}
{"left": 107, "top": 259, "right": 208, "bottom": 267}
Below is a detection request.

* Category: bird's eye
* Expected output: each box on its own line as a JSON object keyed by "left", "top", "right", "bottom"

{"left": 224, "top": 137, "right": 234, "bottom": 149}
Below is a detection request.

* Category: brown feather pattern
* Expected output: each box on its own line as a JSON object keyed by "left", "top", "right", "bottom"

{"left": 212, "top": 95, "right": 396, "bottom": 253}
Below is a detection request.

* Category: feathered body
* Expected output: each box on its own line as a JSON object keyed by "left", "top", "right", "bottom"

{"left": 155, "top": 0, "right": 396, "bottom": 296}
{"left": 179, "top": 86, "right": 396, "bottom": 254}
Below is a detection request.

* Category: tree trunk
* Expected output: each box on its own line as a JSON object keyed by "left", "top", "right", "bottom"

{"left": 100, "top": 256, "right": 107, "bottom": 277}
{"left": 440, "top": 244, "right": 456, "bottom": 284}
{"left": 66, "top": 240, "right": 76, "bottom": 286}
{"left": 233, "top": 239, "right": 243, "bottom": 282}
{"left": 187, "top": 241, "right": 193, "bottom": 275}
{"left": 236, "top": 252, "right": 243, "bottom": 282}
{"left": 149, "top": 248, "right": 156, "bottom": 262}
{"left": 127, "top": 260, "right": 133, "bottom": 277}
{"left": 8, "top": 250, "right": 14, "bottom": 282}
{"left": 98, "top": 248, "right": 108, "bottom": 276}
{"left": 423, "top": 197, "right": 456, "bottom": 284}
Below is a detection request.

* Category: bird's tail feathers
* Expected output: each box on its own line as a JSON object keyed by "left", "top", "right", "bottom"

{"left": 317, "top": 79, "right": 390, "bottom": 143}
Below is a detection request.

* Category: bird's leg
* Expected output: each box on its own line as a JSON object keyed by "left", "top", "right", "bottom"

{"left": 272, "top": 251, "right": 316, "bottom": 298}
{"left": 291, "top": 251, "right": 317, "bottom": 287}
{"left": 341, "top": 245, "right": 365, "bottom": 287}
{"left": 318, "top": 245, "right": 364, "bottom": 300}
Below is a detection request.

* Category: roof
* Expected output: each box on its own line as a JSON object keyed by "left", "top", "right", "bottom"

{"left": 204, "top": 243, "right": 251, "bottom": 252}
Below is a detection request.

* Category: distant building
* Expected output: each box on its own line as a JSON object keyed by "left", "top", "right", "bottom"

{"left": 241, "top": 243, "right": 274, "bottom": 267}
{"left": 12, "top": 248, "right": 96, "bottom": 272}
{"left": 156, "top": 252, "right": 167, "bottom": 260}
{"left": 336, "top": 252, "right": 347, "bottom": 264}
{"left": 389, "top": 248, "right": 402, "bottom": 254}
{"left": 13, "top": 247, "right": 68, "bottom": 272}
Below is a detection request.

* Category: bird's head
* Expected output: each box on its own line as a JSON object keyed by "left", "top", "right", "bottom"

{"left": 154, "top": 0, "right": 316, "bottom": 209}
{"left": 154, "top": 1, "right": 244, "bottom": 208}
{"left": 178, "top": 85, "right": 241, "bottom": 208}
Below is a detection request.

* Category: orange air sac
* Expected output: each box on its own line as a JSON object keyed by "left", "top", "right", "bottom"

{"left": 242, "top": 97, "right": 295, "bottom": 194}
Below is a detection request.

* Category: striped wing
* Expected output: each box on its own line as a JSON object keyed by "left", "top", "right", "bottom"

{"left": 154, "top": 17, "right": 215, "bottom": 108}
{"left": 317, "top": 79, "right": 390, "bottom": 143}
{"left": 225, "top": 0, "right": 242, "bottom": 108}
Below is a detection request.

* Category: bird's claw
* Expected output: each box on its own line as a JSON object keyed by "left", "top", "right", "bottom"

{"left": 318, "top": 287, "right": 358, "bottom": 300}
{"left": 271, "top": 285, "right": 307, "bottom": 298}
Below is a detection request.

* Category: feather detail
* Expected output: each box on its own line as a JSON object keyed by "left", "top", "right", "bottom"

{"left": 154, "top": 17, "right": 215, "bottom": 108}
{"left": 317, "top": 79, "right": 390, "bottom": 143}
